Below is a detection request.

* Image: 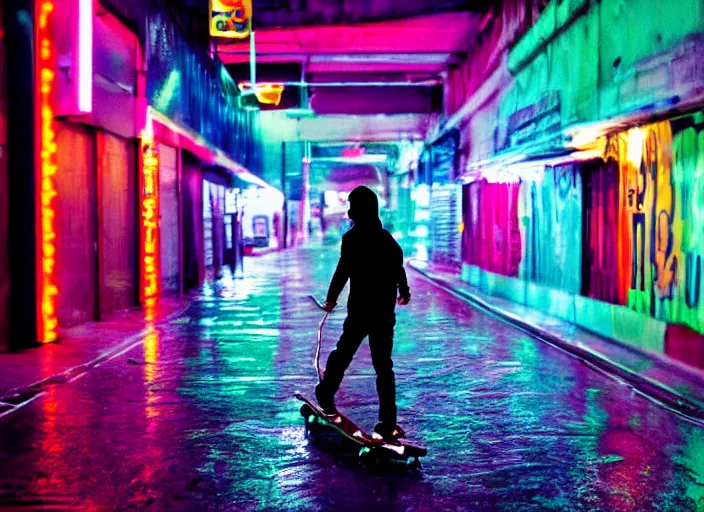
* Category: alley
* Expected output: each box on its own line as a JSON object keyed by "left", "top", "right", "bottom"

{"left": 0, "top": 247, "right": 702, "bottom": 511}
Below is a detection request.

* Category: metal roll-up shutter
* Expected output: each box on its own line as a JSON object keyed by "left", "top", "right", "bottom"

{"left": 428, "top": 130, "right": 461, "bottom": 266}
{"left": 429, "top": 184, "right": 462, "bottom": 266}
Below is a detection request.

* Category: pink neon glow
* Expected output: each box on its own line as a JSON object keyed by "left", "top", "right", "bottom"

{"left": 78, "top": 0, "right": 92, "bottom": 112}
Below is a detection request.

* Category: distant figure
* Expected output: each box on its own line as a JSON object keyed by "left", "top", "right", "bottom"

{"left": 316, "top": 186, "right": 411, "bottom": 441}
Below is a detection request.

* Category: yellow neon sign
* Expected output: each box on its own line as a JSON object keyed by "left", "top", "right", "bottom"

{"left": 37, "top": 0, "right": 59, "bottom": 343}
{"left": 140, "top": 133, "right": 160, "bottom": 319}
{"left": 238, "top": 82, "right": 285, "bottom": 106}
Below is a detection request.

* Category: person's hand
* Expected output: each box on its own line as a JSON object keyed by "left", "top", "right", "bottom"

{"left": 322, "top": 301, "right": 336, "bottom": 312}
{"left": 397, "top": 295, "right": 411, "bottom": 306}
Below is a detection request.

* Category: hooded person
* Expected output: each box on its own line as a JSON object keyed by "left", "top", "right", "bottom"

{"left": 315, "top": 186, "right": 411, "bottom": 440}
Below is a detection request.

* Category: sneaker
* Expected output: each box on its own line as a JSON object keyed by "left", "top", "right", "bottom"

{"left": 315, "top": 383, "right": 337, "bottom": 416}
{"left": 374, "top": 422, "right": 406, "bottom": 441}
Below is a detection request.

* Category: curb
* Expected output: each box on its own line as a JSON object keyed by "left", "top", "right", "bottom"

{"left": 410, "top": 264, "right": 704, "bottom": 426}
{"left": 0, "top": 302, "right": 191, "bottom": 421}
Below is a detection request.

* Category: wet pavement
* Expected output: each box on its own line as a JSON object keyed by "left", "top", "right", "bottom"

{"left": 1, "top": 246, "right": 703, "bottom": 511}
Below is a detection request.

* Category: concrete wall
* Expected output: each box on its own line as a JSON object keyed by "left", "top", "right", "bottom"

{"left": 444, "top": 0, "right": 704, "bottom": 163}
{"left": 500, "top": 0, "right": 703, "bottom": 139}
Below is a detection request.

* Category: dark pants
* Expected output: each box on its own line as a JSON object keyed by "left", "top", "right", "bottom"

{"left": 319, "top": 313, "right": 397, "bottom": 425}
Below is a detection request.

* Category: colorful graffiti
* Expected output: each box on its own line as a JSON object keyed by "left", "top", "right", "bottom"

{"left": 463, "top": 165, "right": 582, "bottom": 292}
{"left": 463, "top": 110, "right": 704, "bottom": 338}
{"left": 672, "top": 115, "right": 704, "bottom": 312}
{"left": 519, "top": 164, "right": 582, "bottom": 294}
{"left": 463, "top": 179, "right": 522, "bottom": 277}
{"left": 619, "top": 116, "right": 704, "bottom": 334}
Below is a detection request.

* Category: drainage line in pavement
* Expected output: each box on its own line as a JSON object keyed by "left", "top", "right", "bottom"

{"left": 411, "top": 267, "right": 704, "bottom": 427}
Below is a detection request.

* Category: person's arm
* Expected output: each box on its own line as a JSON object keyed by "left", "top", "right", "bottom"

{"left": 397, "top": 265, "right": 411, "bottom": 305}
{"left": 324, "top": 238, "right": 350, "bottom": 310}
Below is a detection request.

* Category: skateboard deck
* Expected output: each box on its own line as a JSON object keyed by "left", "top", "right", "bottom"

{"left": 294, "top": 391, "right": 427, "bottom": 466}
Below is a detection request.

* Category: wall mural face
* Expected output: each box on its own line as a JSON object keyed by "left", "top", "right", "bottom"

{"left": 463, "top": 110, "right": 704, "bottom": 336}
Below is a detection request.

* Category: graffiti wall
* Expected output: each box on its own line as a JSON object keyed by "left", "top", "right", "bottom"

{"left": 584, "top": 114, "right": 704, "bottom": 335}
{"left": 463, "top": 165, "right": 582, "bottom": 293}
{"left": 463, "top": 110, "right": 704, "bottom": 340}
{"left": 617, "top": 115, "right": 704, "bottom": 335}
{"left": 464, "top": 179, "right": 522, "bottom": 277}
{"left": 519, "top": 164, "right": 583, "bottom": 294}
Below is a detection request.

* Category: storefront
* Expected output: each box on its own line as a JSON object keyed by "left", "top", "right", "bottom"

{"left": 0, "top": 0, "right": 277, "bottom": 350}
{"left": 2, "top": 0, "right": 142, "bottom": 348}
{"left": 203, "top": 175, "right": 226, "bottom": 280}
{"left": 240, "top": 186, "right": 284, "bottom": 254}
{"left": 182, "top": 152, "right": 205, "bottom": 292}
{"left": 55, "top": 3, "right": 140, "bottom": 330}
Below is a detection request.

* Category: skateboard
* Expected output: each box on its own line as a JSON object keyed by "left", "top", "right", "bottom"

{"left": 295, "top": 391, "right": 427, "bottom": 468}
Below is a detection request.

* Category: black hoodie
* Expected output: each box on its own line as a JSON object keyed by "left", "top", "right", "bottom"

{"left": 326, "top": 186, "right": 410, "bottom": 315}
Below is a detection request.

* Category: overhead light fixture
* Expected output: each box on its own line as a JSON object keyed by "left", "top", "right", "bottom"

{"left": 238, "top": 81, "right": 285, "bottom": 106}
{"left": 312, "top": 155, "right": 387, "bottom": 164}
{"left": 285, "top": 108, "right": 316, "bottom": 118}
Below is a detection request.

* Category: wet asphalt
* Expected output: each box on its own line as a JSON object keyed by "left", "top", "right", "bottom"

{"left": 0, "top": 246, "right": 702, "bottom": 511}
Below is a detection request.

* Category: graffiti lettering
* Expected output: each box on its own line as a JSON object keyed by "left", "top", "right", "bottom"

{"left": 647, "top": 128, "right": 678, "bottom": 302}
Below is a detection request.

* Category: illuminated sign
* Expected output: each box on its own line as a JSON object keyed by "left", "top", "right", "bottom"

{"left": 36, "top": 0, "right": 59, "bottom": 343}
{"left": 237, "top": 82, "right": 285, "bottom": 106}
{"left": 77, "top": 0, "right": 92, "bottom": 113}
{"left": 53, "top": 0, "right": 92, "bottom": 117}
{"left": 210, "top": 0, "right": 252, "bottom": 39}
{"left": 139, "top": 134, "right": 160, "bottom": 311}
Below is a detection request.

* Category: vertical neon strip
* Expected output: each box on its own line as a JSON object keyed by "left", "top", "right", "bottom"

{"left": 140, "top": 114, "right": 160, "bottom": 320}
{"left": 77, "top": 0, "right": 92, "bottom": 112}
{"left": 36, "top": 1, "right": 59, "bottom": 342}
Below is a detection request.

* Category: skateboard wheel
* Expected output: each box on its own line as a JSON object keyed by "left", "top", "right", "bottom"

{"left": 358, "top": 447, "right": 377, "bottom": 464}
{"left": 300, "top": 404, "right": 314, "bottom": 418}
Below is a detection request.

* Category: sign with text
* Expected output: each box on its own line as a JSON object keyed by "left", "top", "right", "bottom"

{"left": 139, "top": 138, "right": 160, "bottom": 305}
{"left": 210, "top": 0, "right": 252, "bottom": 39}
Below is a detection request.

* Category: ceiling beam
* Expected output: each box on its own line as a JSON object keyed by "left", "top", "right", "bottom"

{"left": 220, "top": 53, "right": 456, "bottom": 75}
{"left": 219, "top": 52, "right": 457, "bottom": 64}
{"left": 217, "top": 13, "right": 479, "bottom": 55}
{"left": 248, "top": 0, "right": 490, "bottom": 29}
{"left": 293, "top": 114, "right": 428, "bottom": 142}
